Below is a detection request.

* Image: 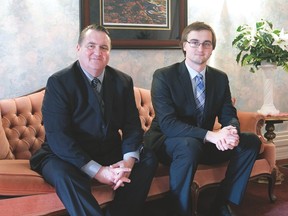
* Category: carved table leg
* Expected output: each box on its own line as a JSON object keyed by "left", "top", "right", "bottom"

{"left": 264, "top": 122, "right": 276, "bottom": 141}
{"left": 263, "top": 120, "right": 285, "bottom": 185}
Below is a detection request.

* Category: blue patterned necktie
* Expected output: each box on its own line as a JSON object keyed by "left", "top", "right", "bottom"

{"left": 195, "top": 74, "right": 205, "bottom": 123}
{"left": 91, "top": 77, "right": 101, "bottom": 93}
{"left": 91, "top": 77, "right": 104, "bottom": 115}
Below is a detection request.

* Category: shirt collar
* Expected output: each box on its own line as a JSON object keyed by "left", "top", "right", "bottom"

{"left": 185, "top": 62, "right": 206, "bottom": 80}
{"left": 80, "top": 65, "right": 105, "bottom": 83}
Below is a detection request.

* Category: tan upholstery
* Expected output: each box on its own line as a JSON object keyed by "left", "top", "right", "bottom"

{"left": 0, "top": 90, "right": 45, "bottom": 159}
{"left": 0, "top": 87, "right": 276, "bottom": 216}
{"left": 134, "top": 87, "right": 155, "bottom": 132}
{"left": 0, "top": 109, "right": 14, "bottom": 159}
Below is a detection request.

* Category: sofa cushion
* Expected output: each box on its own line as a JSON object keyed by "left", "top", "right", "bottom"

{"left": 0, "top": 159, "right": 170, "bottom": 200}
{"left": 0, "top": 160, "right": 110, "bottom": 197}
{"left": 133, "top": 87, "right": 155, "bottom": 132}
{"left": 0, "top": 90, "right": 45, "bottom": 159}
{"left": 0, "top": 109, "right": 14, "bottom": 159}
{"left": 0, "top": 160, "right": 55, "bottom": 196}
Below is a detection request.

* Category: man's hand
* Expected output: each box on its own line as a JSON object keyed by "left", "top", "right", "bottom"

{"left": 205, "top": 125, "right": 239, "bottom": 151}
{"left": 109, "top": 157, "right": 135, "bottom": 190}
{"left": 94, "top": 165, "right": 131, "bottom": 189}
{"left": 94, "top": 157, "right": 135, "bottom": 190}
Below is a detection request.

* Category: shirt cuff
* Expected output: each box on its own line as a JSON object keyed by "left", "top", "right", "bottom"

{"left": 123, "top": 150, "right": 139, "bottom": 162}
{"left": 81, "top": 160, "right": 102, "bottom": 178}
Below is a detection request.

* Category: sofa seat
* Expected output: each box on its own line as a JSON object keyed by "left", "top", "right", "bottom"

{"left": 0, "top": 160, "right": 54, "bottom": 196}
{"left": 0, "top": 87, "right": 276, "bottom": 216}
{"left": 0, "top": 159, "right": 170, "bottom": 197}
{"left": 0, "top": 159, "right": 170, "bottom": 215}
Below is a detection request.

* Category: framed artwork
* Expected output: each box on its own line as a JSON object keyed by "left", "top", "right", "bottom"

{"left": 80, "top": 0, "right": 187, "bottom": 49}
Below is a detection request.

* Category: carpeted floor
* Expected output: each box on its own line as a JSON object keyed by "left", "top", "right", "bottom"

{"left": 143, "top": 159, "right": 288, "bottom": 216}
{"left": 231, "top": 160, "right": 288, "bottom": 216}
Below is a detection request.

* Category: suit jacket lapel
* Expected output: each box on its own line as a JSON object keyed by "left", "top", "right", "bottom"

{"left": 86, "top": 81, "right": 104, "bottom": 119}
{"left": 178, "top": 61, "right": 197, "bottom": 111}
{"left": 102, "top": 68, "right": 114, "bottom": 124}
{"left": 203, "top": 66, "right": 215, "bottom": 119}
{"left": 75, "top": 63, "right": 106, "bottom": 120}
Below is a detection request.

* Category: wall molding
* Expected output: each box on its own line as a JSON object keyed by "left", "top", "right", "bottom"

{"left": 273, "top": 130, "right": 288, "bottom": 160}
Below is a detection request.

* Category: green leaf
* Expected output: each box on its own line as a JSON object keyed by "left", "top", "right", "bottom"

{"left": 232, "top": 19, "right": 288, "bottom": 73}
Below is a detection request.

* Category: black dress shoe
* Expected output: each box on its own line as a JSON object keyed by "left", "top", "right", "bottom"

{"left": 214, "top": 204, "right": 235, "bottom": 216}
{"left": 209, "top": 204, "right": 235, "bottom": 216}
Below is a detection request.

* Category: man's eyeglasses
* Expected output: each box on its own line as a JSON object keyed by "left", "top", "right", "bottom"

{"left": 186, "top": 40, "right": 212, "bottom": 49}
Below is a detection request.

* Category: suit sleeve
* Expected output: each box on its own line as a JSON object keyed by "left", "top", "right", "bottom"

{"left": 217, "top": 75, "right": 240, "bottom": 133}
{"left": 42, "top": 75, "right": 92, "bottom": 169}
{"left": 120, "top": 77, "right": 144, "bottom": 154}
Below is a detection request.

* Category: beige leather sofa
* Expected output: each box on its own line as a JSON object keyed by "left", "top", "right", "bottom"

{"left": 0, "top": 87, "right": 276, "bottom": 216}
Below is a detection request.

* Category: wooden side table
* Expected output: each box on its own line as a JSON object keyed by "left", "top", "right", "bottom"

{"left": 264, "top": 115, "right": 288, "bottom": 141}
{"left": 264, "top": 114, "right": 288, "bottom": 184}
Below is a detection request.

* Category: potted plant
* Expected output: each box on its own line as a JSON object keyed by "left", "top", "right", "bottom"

{"left": 232, "top": 20, "right": 288, "bottom": 115}
{"left": 232, "top": 19, "right": 288, "bottom": 73}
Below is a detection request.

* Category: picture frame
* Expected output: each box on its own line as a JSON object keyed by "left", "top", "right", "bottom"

{"left": 80, "top": 0, "right": 187, "bottom": 49}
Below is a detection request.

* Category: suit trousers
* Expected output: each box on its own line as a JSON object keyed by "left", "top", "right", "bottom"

{"left": 41, "top": 148, "right": 157, "bottom": 216}
{"left": 156, "top": 132, "right": 261, "bottom": 216}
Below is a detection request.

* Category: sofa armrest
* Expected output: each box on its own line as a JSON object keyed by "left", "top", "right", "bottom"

{"left": 237, "top": 111, "right": 273, "bottom": 157}
{"left": 237, "top": 111, "right": 265, "bottom": 137}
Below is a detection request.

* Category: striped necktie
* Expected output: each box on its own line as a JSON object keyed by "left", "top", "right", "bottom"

{"left": 91, "top": 77, "right": 101, "bottom": 93}
{"left": 195, "top": 74, "right": 205, "bottom": 123}
{"left": 91, "top": 77, "right": 104, "bottom": 115}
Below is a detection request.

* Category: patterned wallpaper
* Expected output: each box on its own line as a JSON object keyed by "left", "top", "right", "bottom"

{"left": 1, "top": 0, "right": 287, "bottom": 131}
{"left": 0, "top": 0, "right": 79, "bottom": 98}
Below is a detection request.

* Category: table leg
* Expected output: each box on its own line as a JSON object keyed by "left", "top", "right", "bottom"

{"left": 264, "top": 122, "right": 276, "bottom": 141}
{"left": 263, "top": 120, "right": 285, "bottom": 184}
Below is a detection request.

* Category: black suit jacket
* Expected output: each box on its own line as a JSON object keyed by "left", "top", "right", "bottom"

{"left": 30, "top": 61, "right": 143, "bottom": 172}
{"left": 144, "top": 61, "right": 239, "bottom": 151}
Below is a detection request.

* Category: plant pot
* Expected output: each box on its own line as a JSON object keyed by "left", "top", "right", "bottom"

{"left": 257, "top": 62, "right": 280, "bottom": 115}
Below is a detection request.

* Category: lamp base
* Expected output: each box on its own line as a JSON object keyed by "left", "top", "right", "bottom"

{"left": 258, "top": 62, "right": 280, "bottom": 116}
{"left": 257, "top": 104, "right": 280, "bottom": 115}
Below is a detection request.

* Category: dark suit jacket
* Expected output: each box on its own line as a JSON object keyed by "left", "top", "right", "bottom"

{"left": 144, "top": 60, "right": 239, "bottom": 151}
{"left": 30, "top": 61, "right": 143, "bottom": 172}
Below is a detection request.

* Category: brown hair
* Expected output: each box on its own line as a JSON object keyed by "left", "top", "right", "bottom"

{"left": 78, "top": 24, "right": 110, "bottom": 45}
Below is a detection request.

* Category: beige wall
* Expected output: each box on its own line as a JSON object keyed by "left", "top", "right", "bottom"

{"left": 0, "top": 0, "right": 287, "bottom": 132}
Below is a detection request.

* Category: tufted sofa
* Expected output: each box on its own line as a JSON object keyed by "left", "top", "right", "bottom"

{"left": 0, "top": 87, "right": 276, "bottom": 216}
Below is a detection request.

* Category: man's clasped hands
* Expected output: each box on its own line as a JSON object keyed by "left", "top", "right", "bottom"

{"left": 206, "top": 125, "right": 240, "bottom": 151}
{"left": 95, "top": 157, "right": 136, "bottom": 190}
